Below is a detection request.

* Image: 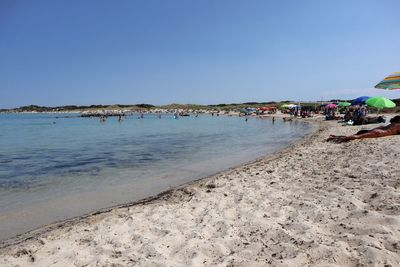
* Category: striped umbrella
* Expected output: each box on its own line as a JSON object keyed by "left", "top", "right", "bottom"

{"left": 375, "top": 72, "right": 400, "bottom": 90}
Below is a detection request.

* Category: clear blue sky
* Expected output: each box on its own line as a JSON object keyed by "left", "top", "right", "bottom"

{"left": 0, "top": 0, "right": 399, "bottom": 108}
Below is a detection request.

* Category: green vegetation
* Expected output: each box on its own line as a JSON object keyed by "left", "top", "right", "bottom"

{"left": 2, "top": 104, "right": 155, "bottom": 113}
{"left": 160, "top": 101, "right": 281, "bottom": 111}
{"left": 1, "top": 99, "right": 399, "bottom": 113}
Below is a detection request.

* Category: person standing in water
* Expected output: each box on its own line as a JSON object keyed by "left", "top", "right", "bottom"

{"left": 100, "top": 115, "right": 106, "bottom": 123}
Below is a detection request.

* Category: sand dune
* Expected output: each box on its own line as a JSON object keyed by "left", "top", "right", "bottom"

{"left": 1, "top": 119, "right": 399, "bottom": 266}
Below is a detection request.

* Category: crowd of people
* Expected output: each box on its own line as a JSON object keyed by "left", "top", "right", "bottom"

{"left": 325, "top": 105, "right": 386, "bottom": 125}
{"left": 342, "top": 105, "right": 369, "bottom": 125}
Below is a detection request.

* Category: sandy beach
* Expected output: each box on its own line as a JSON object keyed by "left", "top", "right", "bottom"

{"left": 1, "top": 118, "right": 399, "bottom": 267}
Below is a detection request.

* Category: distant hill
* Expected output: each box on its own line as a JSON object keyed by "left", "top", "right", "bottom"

{"left": 2, "top": 104, "right": 155, "bottom": 113}
{"left": 1, "top": 99, "right": 399, "bottom": 113}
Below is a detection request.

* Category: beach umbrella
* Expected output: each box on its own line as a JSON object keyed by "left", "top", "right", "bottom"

{"left": 338, "top": 102, "right": 351, "bottom": 107}
{"left": 375, "top": 72, "right": 400, "bottom": 90}
{"left": 366, "top": 96, "right": 396, "bottom": 109}
{"left": 325, "top": 103, "right": 337, "bottom": 109}
{"left": 281, "top": 104, "right": 290, "bottom": 108}
{"left": 351, "top": 96, "right": 371, "bottom": 106}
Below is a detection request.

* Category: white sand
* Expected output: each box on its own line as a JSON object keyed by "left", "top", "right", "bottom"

{"left": 1, "top": 119, "right": 400, "bottom": 267}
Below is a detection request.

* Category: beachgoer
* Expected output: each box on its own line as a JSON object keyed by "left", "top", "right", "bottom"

{"left": 327, "top": 115, "right": 400, "bottom": 143}
{"left": 283, "top": 117, "right": 292, "bottom": 122}
{"left": 245, "top": 117, "right": 248, "bottom": 122}
{"left": 361, "top": 105, "right": 367, "bottom": 117}
{"left": 344, "top": 108, "right": 352, "bottom": 122}
{"left": 272, "top": 117, "right": 275, "bottom": 124}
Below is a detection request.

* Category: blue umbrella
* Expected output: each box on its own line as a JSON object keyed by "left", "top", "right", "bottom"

{"left": 351, "top": 96, "right": 371, "bottom": 106}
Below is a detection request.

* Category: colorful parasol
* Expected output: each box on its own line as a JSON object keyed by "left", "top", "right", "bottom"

{"left": 375, "top": 72, "right": 400, "bottom": 90}
{"left": 338, "top": 102, "right": 351, "bottom": 107}
{"left": 351, "top": 96, "right": 370, "bottom": 106}
{"left": 366, "top": 96, "right": 396, "bottom": 109}
{"left": 325, "top": 103, "right": 337, "bottom": 109}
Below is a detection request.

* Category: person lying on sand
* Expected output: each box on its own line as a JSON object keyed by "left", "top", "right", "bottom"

{"left": 327, "top": 115, "right": 400, "bottom": 143}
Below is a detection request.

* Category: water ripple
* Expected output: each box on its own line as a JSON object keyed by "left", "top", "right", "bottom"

{"left": 0, "top": 114, "right": 311, "bottom": 191}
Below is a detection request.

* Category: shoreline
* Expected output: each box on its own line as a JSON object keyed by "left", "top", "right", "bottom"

{"left": 0, "top": 112, "right": 310, "bottom": 243}
{"left": 0, "top": 118, "right": 317, "bottom": 249}
{"left": 1, "top": 117, "right": 399, "bottom": 266}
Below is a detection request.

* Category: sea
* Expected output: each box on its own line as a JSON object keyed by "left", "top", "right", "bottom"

{"left": 0, "top": 113, "right": 312, "bottom": 240}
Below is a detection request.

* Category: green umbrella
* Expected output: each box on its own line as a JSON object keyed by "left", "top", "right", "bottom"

{"left": 281, "top": 104, "right": 290, "bottom": 108}
{"left": 338, "top": 102, "right": 351, "bottom": 107}
{"left": 366, "top": 96, "right": 396, "bottom": 109}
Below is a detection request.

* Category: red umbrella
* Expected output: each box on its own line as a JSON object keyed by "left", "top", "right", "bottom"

{"left": 258, "top": 107, "right": 276, "bottom": 111}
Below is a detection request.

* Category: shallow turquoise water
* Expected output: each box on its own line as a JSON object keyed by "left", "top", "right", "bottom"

{"left": 0, "top": 113, "right": 311, "bottom": 240}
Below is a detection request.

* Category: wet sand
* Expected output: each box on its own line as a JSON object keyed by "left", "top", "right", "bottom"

{"left": 1, "top": 118, "right": 399, "bottom": 266}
